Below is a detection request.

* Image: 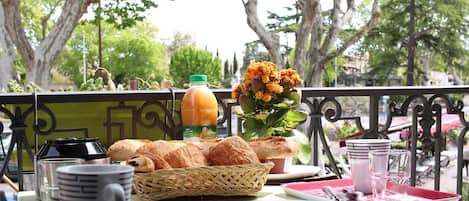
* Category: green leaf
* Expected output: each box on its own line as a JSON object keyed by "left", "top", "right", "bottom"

{"left": 286, "top": 110, "right": 307, "bottom": 123}
{"left": 288, "top": 91, "right": 301, "bottom": 105}
{"left": 266, "top": 108, "right": 289, "bottom": 127}
{"left": 290, "top": 129, "right": 311, "bottom": 164}
{"left": 239, "top": 94, "right": 256, "bottom": 113}
{"left": 297, "top": 143, "right": 312, "bottom": 164}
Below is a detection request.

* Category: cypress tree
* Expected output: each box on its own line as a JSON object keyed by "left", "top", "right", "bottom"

{"left": 233, "top": 52, "right": 238, "bottom": 75}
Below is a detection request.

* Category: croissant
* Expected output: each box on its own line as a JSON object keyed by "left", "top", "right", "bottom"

{"left": 164, "top": 144, "right": 208, "bottom": 168}
{"left": 108, "top": 139, "right": 151, "bottom": 161}
{"left": 127, "top": 153, "right": 172, "bottom": 172}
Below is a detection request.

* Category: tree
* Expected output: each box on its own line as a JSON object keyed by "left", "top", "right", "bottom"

{"left": 0, "top": 0, "right": 157, "bottom": 89}
{"left": 166, "top": 32, "right": 196, "bottom": 57}
{"left": 359, "top": 0, "right": 469, "bottom": 86}
{"left": 59, "top": 21, "right": 168, "bottom": 86}
{"left": 223, "top": 59, "right": 231, "bottom": 80}
{"left": 169, "top": 47, "right": 222, "bottom": 88}
{"left": 233, "top": 52, "right": 239, "bottom": 75}
{"left": 222, "top": 59, "right": 232, "bottom": 88}
{"left": 0, "top": 3, "right": 16, "bottom": 90}
{"left": 242, "top": 0, "right": 380, "bottom": 87}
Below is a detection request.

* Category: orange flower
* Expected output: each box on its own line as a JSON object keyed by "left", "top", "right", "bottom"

{"left": 266, "top": 82, "right": 283, "bottom": 94}
{"left": 255, "top": 91, "right": 264, "bottom": 100}
{"left": 280, "top": 69, "right": 303, "bottom": 90}
{"left": 232, "top": 84, "right": 241, "bottom": 99}
{"left": 261, "top": 92, "right": 272, "bottom": 102}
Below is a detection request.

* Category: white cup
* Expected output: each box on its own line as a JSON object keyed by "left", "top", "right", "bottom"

{"left": 56, "top": 164, "right": 134, "bottom": 201}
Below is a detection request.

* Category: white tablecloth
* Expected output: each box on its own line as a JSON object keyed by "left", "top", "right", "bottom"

{"left": 17, "top": 186, "right": 301, "bottom": 201}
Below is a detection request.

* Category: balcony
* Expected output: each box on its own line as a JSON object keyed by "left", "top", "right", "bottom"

{"left": 0, "top": 86, "right": 468, "bottom": 195}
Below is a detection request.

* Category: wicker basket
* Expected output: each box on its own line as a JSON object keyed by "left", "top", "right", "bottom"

{"left": 133, "top": 162, "right": 274, "bottom": 201}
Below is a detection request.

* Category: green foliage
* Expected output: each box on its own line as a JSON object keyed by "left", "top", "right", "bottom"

{"left": 447, "top": 127, "right": 468, "bottom": 145}
{"left": 233, "top": 53, "right": 239, "bottom": 74}
{"left": 359, "top": 0, "right": 469, "bottom": 85}
{"left": 222, "top": 59, "right": 232, "bottom": 88}
{"left": 90, "top": 0, "right": 158, "bottom": 29}
{"left": 169, "top": 47, "right": 222, "bottom": 88}
{"left": 59, "top": 21, "right": 168, "bottom": 87}
{"left": 79, "top": 78, "right": 105, "bottom": 91}
{"left": 323, "top": 55, "right": 346, "bottom": 87}
{"left": 335, "top": 122, "right": 359, "bottom": 139}
{"left": 463, "top": 183, "right": 469, "bottom": 201}
{"left": 167, "top": 32, "right": 196, "bottom": 55}
{"left": 20, "top": 0, "right": 63, "bottom": 42}
{"left": 241, "top": 41, "right": 271, "bottom": 76}
{"left": 236, "top": 63, "right": 306, "bottom": 139}
{"left": 5, "top": 80, "right": 42, "bottom": 93}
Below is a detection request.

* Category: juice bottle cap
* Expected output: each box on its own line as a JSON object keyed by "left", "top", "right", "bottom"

{"left": 189, "top": 74, "right": 208, "bottom": 82}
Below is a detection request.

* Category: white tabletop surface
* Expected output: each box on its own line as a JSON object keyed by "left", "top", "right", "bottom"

{"left": 17, "top": 186, "right": 302, "bottom": 201}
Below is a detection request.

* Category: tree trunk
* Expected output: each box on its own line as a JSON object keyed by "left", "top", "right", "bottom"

{"left": 0, "top": 2, "right": 16, "bottom": 90}
{"left": 293, "top": 0, "right": 319, "bottom": 80}
{"left": 307, "top": 62, "right": 324, "bottom": 87}
{"left": 2, "top": 0, "right": 94, "bottom": 89}
{"left": 305, "top": 3, "right": 323, "bottom": 87}
{"left": 242, "top": 0, "right": 282, "bottom": 66}
{"left": 244, "top": 0, "right": 379, "bottom": 87}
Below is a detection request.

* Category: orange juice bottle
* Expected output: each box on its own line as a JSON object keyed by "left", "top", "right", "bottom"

{"left": 181, "top": 74, "right": 218, "bottom": 141}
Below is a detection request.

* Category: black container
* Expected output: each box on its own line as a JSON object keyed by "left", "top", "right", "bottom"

{"left": 36, "top": 137, "right": 107, "bottom": 161}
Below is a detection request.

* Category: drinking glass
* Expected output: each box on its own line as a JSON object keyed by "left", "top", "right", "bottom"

{"left": 369, "top": 150, "right": 389, "bottom": 201}
{"left": 387, "top": 149, "right": 411, "bottom": 199}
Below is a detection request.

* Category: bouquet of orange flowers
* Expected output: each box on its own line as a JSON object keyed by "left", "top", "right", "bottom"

{"left": 232, "top": 61, "right": 306, "bottom": 139}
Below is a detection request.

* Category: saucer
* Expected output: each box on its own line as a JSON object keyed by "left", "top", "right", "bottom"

{"left": 267, "top": 165, "right": 321, "bottom": 180}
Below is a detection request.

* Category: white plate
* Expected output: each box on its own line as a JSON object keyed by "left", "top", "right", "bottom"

{"left": 267, "top": 165, "right": 321, "bottom": 180}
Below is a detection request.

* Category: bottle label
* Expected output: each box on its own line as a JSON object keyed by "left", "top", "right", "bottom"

{"left": 183, "top": 125, "right": 217, "bottom": 140}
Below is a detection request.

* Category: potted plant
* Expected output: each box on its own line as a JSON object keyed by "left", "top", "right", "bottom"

{"left": 232, "top": 61, "right": 307, "bottom": 173}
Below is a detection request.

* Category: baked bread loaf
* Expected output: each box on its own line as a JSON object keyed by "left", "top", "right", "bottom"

{"left": 191, "top": 140, "right": 219, "bottom": 158}
{"left": 208, "top": 136, "right": 259, "bottom": 166}
{"left": 164, "top": 144, "right": 208, "bottom": 168}
{"left": 248, "top": 136, "right": 299, "bottom": 159}
{"left": 107, "top": 139, "right": 151, "bottom": 161}
{"left": 127, "top": 153, "right": 172, "bottom": 172}
{"left": 135, "top": 140, "right": 186, "bottom": 157}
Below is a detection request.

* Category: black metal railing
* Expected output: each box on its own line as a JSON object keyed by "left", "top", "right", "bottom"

{"left": 0, "top": 86, "right": 468, "bottom": 194}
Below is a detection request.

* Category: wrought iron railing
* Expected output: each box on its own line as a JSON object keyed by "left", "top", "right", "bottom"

{"left": 0, "top": 86, "right": 468, "bottom": 194}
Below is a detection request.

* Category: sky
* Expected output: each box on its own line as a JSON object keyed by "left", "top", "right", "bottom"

{"left": 149, "top": 0, "right": 296, "bottom": 61}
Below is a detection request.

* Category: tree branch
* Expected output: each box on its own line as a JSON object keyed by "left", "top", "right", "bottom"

{"left": 321, "top": 0, "right": 356, "bottom": 54}
{"left": 41, "top": 0, "right": 62, "bottom": 40}
{"left": 0, "top": 2, "right": 16, "bottom": 88}
{"left": 2, "top": 0, "right": 34, "bottom": 70}
{"left": 242, "top": 0, "right": 282, "bottom": 66}
{"left": 321, "top": 0, "right": 342, "bottom": 55}
{"left": 322, "top": 0, "right": 379, "bottom": 64}
{"left": 37, "top": 0, "right": 94, "bottom": 63}
{"left": 293, "top": 0, "right": 319, "bottom": 77}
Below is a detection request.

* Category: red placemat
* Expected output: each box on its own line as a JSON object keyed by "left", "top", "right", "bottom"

{"left": 281, "top": 179, "right": 461, "bottom": 201}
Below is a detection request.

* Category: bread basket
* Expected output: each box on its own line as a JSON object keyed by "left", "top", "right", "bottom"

{"left": 133, "top": 162, "right": 274, "bottom": 201}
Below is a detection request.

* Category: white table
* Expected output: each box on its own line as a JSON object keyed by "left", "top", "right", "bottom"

{"left": 17, "top": 186, "right": 301, "bottom": 201}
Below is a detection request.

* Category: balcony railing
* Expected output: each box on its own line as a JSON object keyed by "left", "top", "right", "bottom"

{"left": 0, "top": 86, "right": 468, "bottom": 194}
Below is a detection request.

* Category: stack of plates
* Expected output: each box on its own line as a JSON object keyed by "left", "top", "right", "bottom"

{"left": 346, "top": 139, "right": 391, "bottom": 159}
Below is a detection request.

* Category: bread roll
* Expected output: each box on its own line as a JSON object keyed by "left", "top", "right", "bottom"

{"left": 135, "top": 140, "right": 186, "bottom": 157}
{"left": 248, "top": 136, "right": 299, "bottom": 159}
{"left": 127, "top": 153, "right": 172, "bottom": 172}
{"left": 164, "top": 144, "right": 208, "bottom": 168}
{"left": 107, "top": 139, "right": 151, "bottom": 161}
{"left": 191, "top": 140, "right": 219, "bottom": 158}
{"left": 208, "top": 136, "right": 259, "bottom": 166}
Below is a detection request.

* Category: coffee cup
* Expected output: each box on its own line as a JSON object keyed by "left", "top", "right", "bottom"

{"left": 56, "top": 164, "right": 134, "bottom": 201}
{"left": 36, "top": 158, "right": 84, "bottom": 200}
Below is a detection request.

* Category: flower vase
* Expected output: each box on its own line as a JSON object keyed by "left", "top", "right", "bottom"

{"left": 264, "top": 157, "right": 292, "bottom": 174}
